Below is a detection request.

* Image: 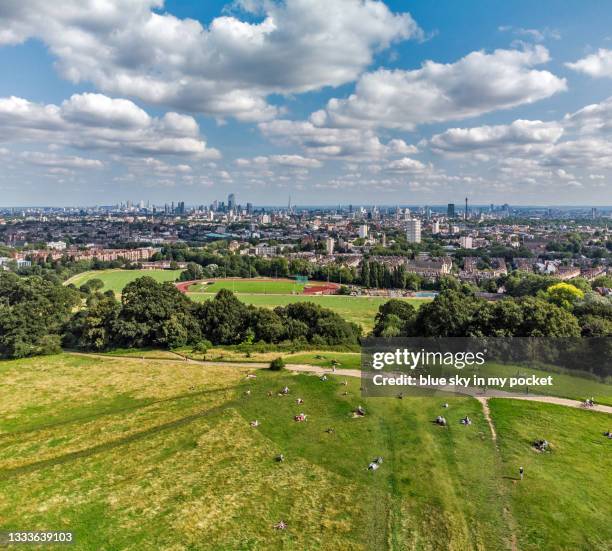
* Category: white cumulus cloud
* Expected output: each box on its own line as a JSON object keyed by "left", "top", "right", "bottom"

{"left": 566, "top": 49, "right": 612, "bottom": 78}
{"left": 316, "top": 46, "right": 566, "bottom": 130}
{"left": 0, "top": 93, "right": 219, "bottom": 158}
{"left": 0, "top": 0, "right": 422, "bottom": 121}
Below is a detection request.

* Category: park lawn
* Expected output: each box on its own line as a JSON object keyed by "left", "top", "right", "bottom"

{"left": 489, "top": 399, "right": 612, "bottom": 551}
{"left": 0, "top": 353, "right": 514, "bottom": 550}
{"left": 479, "top": 363, "right": 612, "bottom": 407}
{"left": 188, "top": 293, "right": 425, "bottom": 331}
{"left": 294, "top": 352, "right": 611, "bottom": 405}
{"left": 189, "top": 278, "right": 307, "bottom": 294}
{"left": 65, "top": 269, "right": 184, "bottom": 294}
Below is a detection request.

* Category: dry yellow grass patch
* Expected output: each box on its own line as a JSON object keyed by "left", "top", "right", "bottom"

{"left": 0, "top": 354, "right": 247, "bottom": 431}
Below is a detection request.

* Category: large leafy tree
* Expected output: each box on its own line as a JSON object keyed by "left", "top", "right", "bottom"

{"left": 372, "top": 299, "right": 417, "bottom": 337}
{"left": 113, "top": 277, "right": 200, "bottom": 348}
{"left": 64, "top": 293, "right": 121, "bottom": 351}
{"left": 0, "top": 272, "right": 80, "bottom": 358}
{"left": 414, "top": 290, "right": 484, "bottom": 337}
{"left": 196, "top": 288, "right": 251, "bottom": 345}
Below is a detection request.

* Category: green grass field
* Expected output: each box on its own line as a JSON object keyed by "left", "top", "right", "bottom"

{"left": 65, "top": 269, "right": 184, "bottom": 294}
{"left": 0, "top": 354, "right": 610, "bottom": 550}
{"left": 490, "top": 399, "right": 612, "bottom": 551}
{"left": 189, "top": 278, "right": 307, "bottom": 294}
{"left": 188, "top": 293, "right": 424, "bottom": 331}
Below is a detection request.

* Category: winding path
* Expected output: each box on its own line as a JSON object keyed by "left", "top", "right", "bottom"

{"left": 68, "top": 352, "right": 612, "bottom": 415}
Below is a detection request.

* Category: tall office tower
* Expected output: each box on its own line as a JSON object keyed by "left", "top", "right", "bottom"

{"left": 406, "top": 218, "right": 422, "bottom": 243}
{"left": 447, "top": 203, "right": 456, "bottom": 218}
{"left": 228, "top": 193, "right": 236, "bottom": 211}
{"left": 432, "top": 219, "right": 440, "bottom": 235}
{"left": 246, "top": 202, "right": 253, "bottom": 214}
{"left": 465, "top": 197, "right": 469, "bottom": 220}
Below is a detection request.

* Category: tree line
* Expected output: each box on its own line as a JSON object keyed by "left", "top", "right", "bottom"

{"left": 0, "top": 273, "right": 361, "bottom": 358}
{"left": 1, "top": 272, "right": 610, "bottom": 364}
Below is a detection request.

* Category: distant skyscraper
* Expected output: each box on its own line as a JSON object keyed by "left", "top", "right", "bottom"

{"left": 228, "top": 193, "right": 236, "bottom": 210}
{"left": 464, "top": 197, "right": 469, "bottom": 220}
{"left": 358, "top": 224, "right": 369, "bottom": 239}
{"left": 325, "top": 237, "right": 335, "bottom": 255}
{"left": 432, "top": 220, "right": 440, "bottom": 235}
{"left": 447, "top": 203, "right": 456, "bottom": 218}
{"left": 406, "top": 219, "right": 422, "bottom": 243}
{"left": 246, "top": 202, "right": 253, "bottom": 214}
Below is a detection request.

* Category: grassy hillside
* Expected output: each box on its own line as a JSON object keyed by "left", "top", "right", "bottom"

{"left": 0, "top": 353, "right": 511, "bottom": 550}
{"left": 1, "top": 354, "right": 609, "bottom": 549}
{"left": 490, "top": 399, "right": 612, "bottom": 551}
{"left": 65, "top": 269, "right": 184, "bottom": 294}
{"left": 184, "top": 349, "right": 611, "bottom": 406}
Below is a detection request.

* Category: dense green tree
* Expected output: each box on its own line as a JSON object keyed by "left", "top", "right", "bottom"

{"left": 414, "top": 290, "right": 483, "bottom": 337}
{"left": 0, "top": 273, "right": 80, "bottom": 358}
{"left": 196, "top": 288, "right": 251, "bottom": 345}
{"left": 514, "top": 297, "right": 581, "bottom": 337}
{"left": 64, "top": 294, "right": 120, "bottom": 350}
{"left": 112, "top": 277, "right": 199, "bottom": 348}
{"left": 372, "top": 299, "right": 417, "bottom": 337}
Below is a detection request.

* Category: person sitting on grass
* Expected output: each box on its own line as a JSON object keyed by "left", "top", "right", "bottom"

{"left": 355, "top": 405, "right": 366, "bottom": 417}
{"left": 274, "top": 521, "right": 287, "bottom": 530}
{"left": 368, "top": 457, "right": 383, "bottom": 471}
{"left": 296, "top": 398, "right": 304, "bottom": 405}
{"left": 281, "top": 386, "right": 290, "bottom": 395}
{"left": 250, "top": 420, "right": 260, "bottom": 427}
{"left": 294, "top": 413, "right": 307, "bottom": 422}
{"left": 435, "top": 416, "right": 447, "bottom": 426}
{"left": 460, "top": 416, "right": 472, "bottom": 425}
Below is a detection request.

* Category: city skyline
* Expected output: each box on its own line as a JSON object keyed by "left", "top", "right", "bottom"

{"left": 2, "top": 1, "right": 612, "bottom": 205}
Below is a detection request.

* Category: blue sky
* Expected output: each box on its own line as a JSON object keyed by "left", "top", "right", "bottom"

{"left": 0, "top": 0, "right": 611, "bottom": 206}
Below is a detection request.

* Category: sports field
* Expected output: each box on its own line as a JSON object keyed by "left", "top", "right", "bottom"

{"left": 188, "top": 278, "right": 307, "bottom": 294}
{"left": 65, "top": 269, "right": 184, "bottom": 294}
{"left": 1, "top": 353, "right": 610, "bottom": 550}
